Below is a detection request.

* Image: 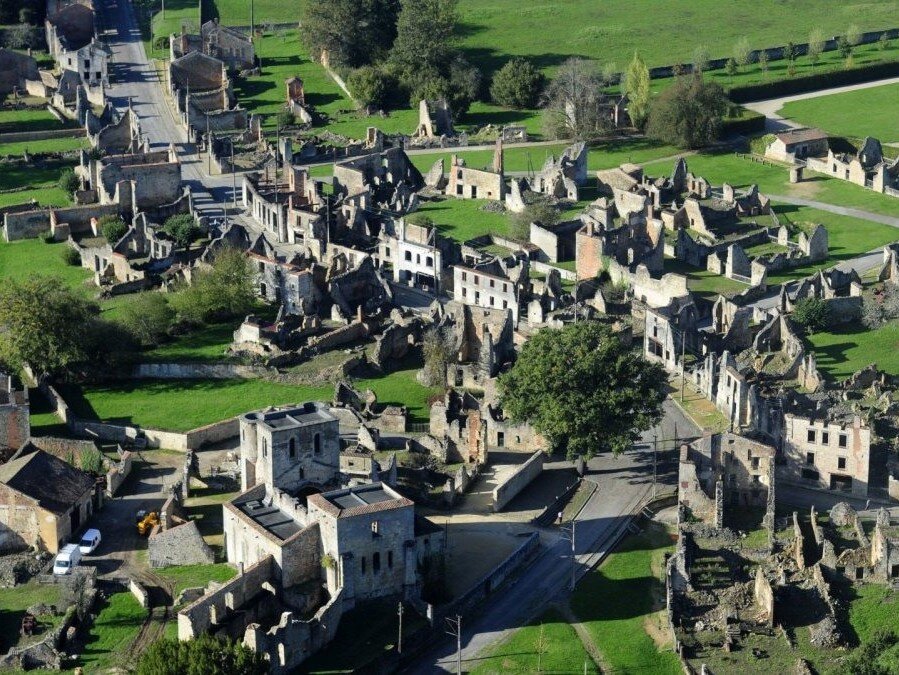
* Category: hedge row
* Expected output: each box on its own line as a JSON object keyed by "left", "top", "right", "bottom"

{"left": 721, "top": 111, "right": 766, "bottom": 136}
{"left": 728, "top": 60, "right": 899, "bottom": 103}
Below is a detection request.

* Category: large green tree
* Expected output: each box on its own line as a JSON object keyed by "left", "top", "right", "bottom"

{"left": 170, "top": 247, "right": 256, "bottom": 325}
{"left": 623, "top": 52, "right": 650, "bottom": 129}
{"left": 498, "top": 322, "right": 666, "bottom": 458}
{"left": 302, "top": 0, "right": 400, "bottom": 69}
{"left": 135, "top": 634, "right": 267, "bottom": 675}
{"left": 646, "top": 74, "right": 727, "bottom": 149}
{"left": 490, "top": 58, "right": 545, "bottom": 109}
{"left": 389, "top": 0, "right": 459, "bottom": 88}
{"left": 0, "top": 276, "right": 99, "bottom": 376}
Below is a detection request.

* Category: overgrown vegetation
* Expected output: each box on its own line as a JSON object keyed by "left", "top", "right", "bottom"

{"left": 791, "top": 297, "right": 831, "bottom": 334}
{"left": 647, "top": 73, "right": 728, "bottom": 149}
{"left": 135, "top": 634, "right": 268, "bottom": 674}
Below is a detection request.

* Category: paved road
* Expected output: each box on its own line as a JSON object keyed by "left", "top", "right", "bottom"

{"left": 742, "top": 75, "right": 899, "bottom": 133}
{"left": 768, "top": 194, "right": 899, "bottom": 228}
{"left": 409, "top": 399, "right": 699, "bottom": 674}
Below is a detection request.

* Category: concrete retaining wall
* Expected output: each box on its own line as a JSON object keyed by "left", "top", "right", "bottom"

{"left": 492, "top": 450, "right": 545, "bottom": 512}
{"left": 129, "top": 578, "right": 149, "bottom": 609}
{"left": 143, "top": 417, "right": 239, "bottom": 451}
{"left": 132, "top": 362, "right": 272, "bottom": 379}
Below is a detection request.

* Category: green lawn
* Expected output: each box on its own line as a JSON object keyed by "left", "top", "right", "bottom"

{"left": 472, "top": 607, "right": 599, "bottom": 674}
{"left": 571, "top": 522, "right": 682, "bottom": 674}
{"left": 0, "top": 106, "right": 65, "bottom": 134}
{"left": 663, "top": 257, "right": 749, "bottom": 300}
{"left": 77, "top": 592, "right": 147, "bottom": 671}
{"left": 147, "top": 0, "right": 201, "bottom": 60}
{"left": 805, "top": 320, "right": 899, "bottom": 381}
{"left": 0, "top": 186, "right": 70, "bottom": 209}
{"left": 145, "top": 322, "right": 237, "bottom": 362}
{"left": 417, "top": 197, "right": 513, "bottom": 243}
{"left": 0, "top": 161, "right": 70, "bottom": 192}
{"left": 155, "top": 563, "right": 237, "bottom": 598}
{"left": 0, "top": 239, "right": 91, "bottom": 290}
{"left": 0, "top": 135, "right": 87, "bottom": 157}
{"left": 209, "top": 0, "right": 295, "bottom": 25}
{"left": 779, "top": 82, "right": 899, "bottom": 143}
{"left": 0, "top": 583, "right": 62, "bottom": 654}
{"left": 60, "top": 366, "right": 437, "bottom": 431}
{"left": 848, "top": 584, "right": 899, "bottom": 645}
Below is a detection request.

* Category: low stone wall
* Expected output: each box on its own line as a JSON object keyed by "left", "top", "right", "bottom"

{"left": 0, "top": 127, "right": 85, "bottom": 144}
{"left": 132, "top": 362, "right": 272, "bottom": 380}
{"left": 531, "top": 260, "right": 576, "bottom": 281}
{"left": 129, "top": 578, "right": 149, "bottom": 609}
{"left": 143, "top": 417, "right": 239, "bottom": 451}
{"left": 492, "top": 450, "right": 545, "bottom": 511}
{"left": 106, "top": 450, "right": 132, "bottom": 496}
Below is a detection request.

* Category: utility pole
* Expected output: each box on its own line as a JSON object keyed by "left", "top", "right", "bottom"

{"left": 680, "top": 330, "right": 686, "bottom": 402}
{"left": 561, "top": 522, "right": 576, "bottom": 590}
{"left": 206, "top": 112, "right": 211, "bottom": 174}
{"left": 397, "top": 602, "right": 403, "bottom": 654}
{"left": 445, "top": 615, "right": 462, "bottom": 675}
{"left": 652, "top": 431, "right": 658, "bottom": 499}
{"left": 231, "top": 140, "right": 237, "bottom": 208}
{"left": 250, "top": 0, "right": 255, "bottom": 38}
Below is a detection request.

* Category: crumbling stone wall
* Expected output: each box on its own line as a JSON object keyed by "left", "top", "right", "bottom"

{"left": 149, "top": 520, "right": 215, "bottom": 568}
{"left": 754, "top": 566, "right": 775, "bottom": 626}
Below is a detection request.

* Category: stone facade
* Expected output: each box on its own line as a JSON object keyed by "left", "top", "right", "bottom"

{"left": 452, "top": 256, "right": 527, "bottom": 325}
{"left": 445, "top": 140, "right": 505, "bottom": 201}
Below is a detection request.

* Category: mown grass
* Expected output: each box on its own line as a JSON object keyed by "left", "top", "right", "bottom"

{"left": 0, "top": 239, "right": 91, "bottom": 290}
{"left": 471, "top": 607, "right": 599, "bottom": 674}
{"left": 209, "top": 0, "right": 295, "bottom": 25}
{"left": 147, "top": 0, "right": 201, "bottom": 60}
{"left": 0, "top": 106, "right": 65, "bottom": 134}
{"left": 144, "top": 322, "right": 237, "bottom": 362}
{"left": 77, "top": 592, "right": 147, "bottom": 671}
{"left": 0, "top": 135, "right": 87, "bottom": 156}
{"left": 571, "top": 522, "right": 682, "bottom": 674}
{"left": 155, "top": 563, "right": 237, "bottom": 598}
{"left": 779, "top": 81, "right": 899, "bottom": 143}
{"left": 60, "top": 365, "right": 438, "bottom": 431}
{"left": 805, "top": 320, "right": 899, "bottom": 381}
{"left": 663, "top": 257, "right": 749, "bottom": 300}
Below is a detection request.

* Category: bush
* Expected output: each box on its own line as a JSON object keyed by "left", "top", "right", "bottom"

{"left": 791, "top": 297, "right": 831, "bottom": 334}
{"left": 136, "top": 634, "right": 267, "bottom": 675}
{"left": 490, "top": 58, "right": 544, "bottom": 109}
{"left": 162, "top": 213, "right": 201, "bottom": 250}
{"left": 347, "top": 65, "right": 393, "bottom": 110}
{"left": 509, "top": 202, "right": 560, "bottom": 240}
{"left": 61, "top": 247, "right": 81, "bottom": 266}
{"left": 646, "top": 74, "right": 727, "bottom": 149}
{"left": 169, "top": 246, "right": 255, "bottom": 324}
{"left": 276, "top": 109, "right": 296, "bottom": 129}
{"left": 98, "top": 215, "right": 128, "bottom": 243}
{"left": 58, "top": 169, "right": 79, "bottom": 195}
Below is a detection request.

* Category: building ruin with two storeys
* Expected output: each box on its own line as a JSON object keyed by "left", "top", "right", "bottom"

{"left": 178, "top": 403, "right": 443, "bottom": 671}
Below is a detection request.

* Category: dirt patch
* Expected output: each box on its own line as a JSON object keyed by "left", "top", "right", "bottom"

{"left": 785, "top": 179, "right": 823, "bottom": 199}
{"left": 644, "top": 610, "right": 674, "bottom": 650}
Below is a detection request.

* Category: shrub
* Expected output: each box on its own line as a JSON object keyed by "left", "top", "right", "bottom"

{"left": 646, "top": 74, "right": 727, "bottom": 149}
{"left": 117, "top": 292, "right": 175, "bottom": 348}
{"left": 510, "top": 202, "right": 560, "bottom": 240}
{"left": 58, "top": 169, "right": 79, "bottom": 195}
{"left": 347, "top": 65, "right": 393, "bottom": 110}
{"left": 791, "top": 297, "right": 830, "bottom": 334}
{"left": 162, "top": 213, "right": 201, "bottom": 249}
{"left": 490, "top": 58, "right": 545, "bottom": 109}
{"left": 276, "top": 109, "right": 296, "bottom": 129}
{"left": 99, "top": 215, "right": 128, "bottom": 243}
{"left": 61, "top": 247, "right": 81, "bottom": 266}
{"left": 136, "top": 634, "right": 267, "bottom": 675}
{"left": 728, "top": 60, "right": 899, "bottom": 102}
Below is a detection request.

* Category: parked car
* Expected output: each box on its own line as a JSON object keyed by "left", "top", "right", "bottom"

{"left": 53, "top": 544, "right": 82, "bottom": 575}
{"left": 78, "top": 528, "right": 102, "bottom": 555}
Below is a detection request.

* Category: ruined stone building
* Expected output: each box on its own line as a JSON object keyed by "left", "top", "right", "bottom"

{"left": 378, "top": 217, "right": 456, "bottom": 294}
{"left": 178, "top": 403, "right": 442, "bottom": 671}
{"left": 332, "top": 148, "right": 424, "bottom": 211}
{"left": 0, "top": 447, "right": 97, "bottom": 554}
{"left": 528, "top": 142, "right": 588, "bottom": 200}
{"left": 170, "top": 20, "right": 255, "bottom": 72}
{"left": 168, "top": 50, "right": 245, "bottom": 139}
{"left": 678, "top": 432, "right": 775, "bottom": 527}
{"left": 243, "top": 166, "right": 321, "bottom": 244}
{"left": 0, "top": 48, "right": 40, "bottom": 96}
{"left": 438, "top": 301, "right": 515, "bottom": 388}
{"left": 246, "top": 231, "right": 322, "bottom": 315}
{"left": 415, "top": 98, "right": 454, "bottom": 138}
{"left": 0, "top": 374, "right": 29, "bottom": 453}
{"left": 781, "top": 411, "right": 871, "bottom": 497}
{"left": 445, "top": 140, "right": 505, "bottom": 201}
{"left": 45, "top": 0, "right": 109, "bottom": 86}
{"left": 804, "top": 136, "right": 899, "bottom": 197}
{"left": 80, "top": 145, "right": 183, "bottom": 210}
{"left": 452, "top": 255, "right": 529, "bottom": 325}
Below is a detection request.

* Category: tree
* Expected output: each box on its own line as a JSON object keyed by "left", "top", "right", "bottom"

{"left": 838, "top": 35, "right": 853, "bottom": 59}
{"left": 879, "top": 32, "right": 891, "bottom": 51}
{"left": 791, "top": 297, "right": 830, "bottom": 334}
{"left": 98, "top": 215, "right": 128, "bottom": 244}
{"left": 725, "top": 57, "right": 738, "bottom": 79}
{"left": 2, "top": 23, "right": 38, "bottom": 49}
{"left": 542, "top": 58, "right": 610, "bottom": 140}
{"left": 170, "top": 246, "right": 256, "bottom": 324}
{"left": 600, "top": 61, "right": 618, "bottom": 86}
{"left": 58, "top": 169, "right": 79, "bottom": 195}
{"left": 808, "top": 28, "right": 826, "bottom": 68}
{"left": 118, "top": 292, "right": 175, "bottom": 347}
{"left": 646, "top": 74, "right": 727, "bottom": 149}
{"left": 347, "top": 65, "right": 392, "bottom": 110}
{"left": 509, "top": 202, "right": 560, "bottom": 241}
{"left": 733, "top": 36, "right": 753, "bottom": 70}
{"left": 0, "top": 276, "right": 99, "bottom": 376}
{"left": 490, "top": 58, "right": 545, "bottom": 109}
{"left": 785, "top": 41, "right": 798, "bottom": 62}
{"left": 136, "top": 634, "right": 267, "bottom": 675}
{"left": 692, "top": 45, "right": 710, "bottom": 74}
{"left": 301, "top": 0, "right": 400, "bottom": 68}
{"left": 390, "top": 0, "right": 458, "bottom": 89}
{"left": 498, "top": 322, "right": 666, "bottom": 458}
{"left": 758, "top": 49, "right": 769, "bottom": 77}
{"left": 847, "top": 23, "right": 862, "bottom": 47}
{"left": 162, "top": 213, "right": 202, "bottom": 250}
{"left": 421, "top": 326, "right": 452, "bottom": 387}
{"left": 623, "top": 52, "right": 650, "bottom": 129}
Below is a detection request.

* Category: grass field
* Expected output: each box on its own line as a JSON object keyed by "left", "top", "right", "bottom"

{"left": 0, "top": 136, "right": 86, "bottom": 157}
{"left": 0, "top": 583, "right": 62, "bottom": 654}
{"left": 663, "top": 257, "right": 749, "bottom": 299}
{"left": 779, "top": 82, "right": 899, "bottom": 143}
{"left": 77, "top": 592, "right": 148, "bottom": 671}
{"left": 60, "top": 365, "right": 438, "bottom": 431}
{"left": 471, "top": 607, "right": 599, "bottom": 674}
{"left": 847, "top": 584, "right": 899, "bottom": 645}
{"left": 0, "top": 239, "right": 91, "bottom": 290}
{"left": 145, "top": 322, "right": 237, "bottom": 362}
{"left": 209, "top": 0, "right": 293, "bottom": 25}
{"left": 156, "top": 563, "right": 236, "bottom": 597}
{"left": 805, "top": 320, "right": 899, "bottom": 380}
{"left": 571, "top": 522, "right": 682, "bottom": 674}
{"left": 0, "top": 106, "right": 65, "bottom": 134}
{"left": 147, "top": 0, "right": 201, "bottom": 59}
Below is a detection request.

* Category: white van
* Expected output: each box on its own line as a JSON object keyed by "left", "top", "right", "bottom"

{"left": 78, "top": 528, "right": 102, "bottom": 555}
{"left": 53, "top": 544, "right": 82, "bottom": 575}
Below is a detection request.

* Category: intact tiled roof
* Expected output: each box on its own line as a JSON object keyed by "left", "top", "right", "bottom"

{"left": 775, "top": 128, "right": 827, "bottom": 145}
{"left": 0, "top": 447, "right": 94, "bottom": 515}
{"left": 308, "top": 483, "right": 413, "bottom": 519}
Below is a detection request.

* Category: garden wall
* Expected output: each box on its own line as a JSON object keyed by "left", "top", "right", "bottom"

{"left": 132, "top": 362, "right": 271, "bottom": 379}
{"left": 143, "top": 417, "right": 239, "bottom": 451}
{"left": 0, "top": 128, "right": 85, "bottom": 144}
{"left": 492, "top": 450, "right": 545, "bottom": 511}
